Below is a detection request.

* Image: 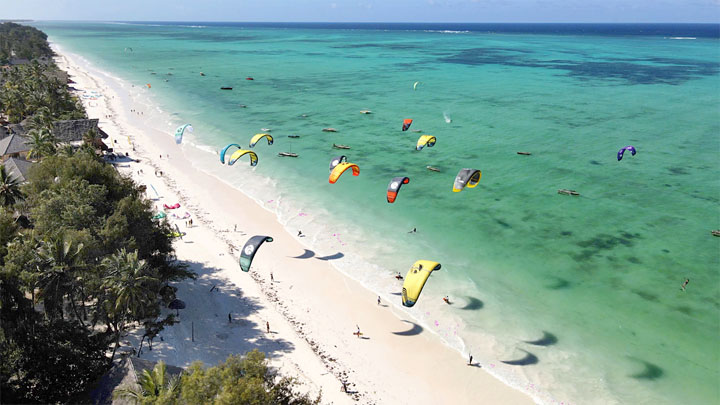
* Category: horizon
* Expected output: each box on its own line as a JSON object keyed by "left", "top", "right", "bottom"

{"left": 4, "top": 20, "right": 720, "bottom": 25}
{"left": 4, "top": 0, "right": 719, "bottom": 24}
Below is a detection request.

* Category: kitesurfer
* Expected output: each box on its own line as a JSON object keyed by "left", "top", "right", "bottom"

{"left": 408, "top": 227, "right": 417, "bottom": 233}
{"left": 443, "top": 296, "right": 450, "bottom": 304}
{"left": 681, "top": 279, "right": 690, "bottom": 291}
{"left": 377, "top": 296, "right": 381, "bottom": 305}
{"left": 298, "top": 230, "right": 303, "bottom": 237}
{"left": 395, "top": 272, "right": 403, "bottom": 280}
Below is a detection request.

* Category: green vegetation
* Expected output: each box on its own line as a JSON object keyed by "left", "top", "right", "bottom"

{"left": 0, "top": 24, "right": 193, "bottom": 404}
{"left": 0, "top": 22, "right": 53, "bottom": 63}
{"left": 114, "top": 351, "right": 321, "bottom": 405}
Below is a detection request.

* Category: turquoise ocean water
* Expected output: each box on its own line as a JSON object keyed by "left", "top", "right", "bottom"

{"left": 34, "top": 22, "right": 719, "bottom": 404}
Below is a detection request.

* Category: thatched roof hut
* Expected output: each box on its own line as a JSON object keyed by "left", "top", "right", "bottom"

{"left": 89, "top": 357, "right": 184, "bottom": 405}
{"left": 2, "top": 157, "right": 33, "bottom": 183}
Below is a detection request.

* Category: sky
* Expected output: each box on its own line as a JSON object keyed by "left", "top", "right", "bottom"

{"left": 2, "top": 0, "right": 719, "bottom": 23}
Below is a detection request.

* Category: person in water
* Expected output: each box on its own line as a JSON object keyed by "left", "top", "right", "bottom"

{"left": 395, "top": 272, "right": 403, "bottom": 280}
{"left": 408, "top": 227, "right": 417, "bottom": 233}
{"left": 681, "top": 278, "right": 690, "bottom": 291}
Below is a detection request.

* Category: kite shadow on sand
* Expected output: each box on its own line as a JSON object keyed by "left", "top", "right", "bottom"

{"left": 290, "top": 249, "right": 344, "bottom": 261}
{"left": 460, "top": 296, "right": 484, "bottom": 310}
{"left": 392, "top": 320, "right": 423, "bottom": 336}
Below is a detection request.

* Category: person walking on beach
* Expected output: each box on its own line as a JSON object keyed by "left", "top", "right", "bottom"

{"left": 681, "top": 278, "right": 690, "bottom": 291}
{"left": 228, "top": 312, "right": 231, "bottom": 323}
{"left": 443, "top": 295, "right": 450, "bottom": 304}
{"left": 395, "top": 272, "right": 403, "bottom": 280}
{"left": 270, "top": 272, "right": 274, "bottom": 283}
{"left": 298, "top": 230, "right": 303, "bottom": 237}
{"left": 266, "top": 321, "right": 270, "bottom": 333}
{"left": 234, "top": 224, "right": 237, "bottom": 232}
{"left": 468, "top": 354, "right": 473, "bottom": 366}
{"left": 377, "top": 296, "right": 381, "bottom": 305}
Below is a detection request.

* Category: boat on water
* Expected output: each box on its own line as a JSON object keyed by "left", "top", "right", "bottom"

{"left": 712, "top": 230, "right": 720, "bottom": 237}
{"left": 238, "top": 104, "right": 247, "bottom": 108}
{"left": 200, "top": 72, "right": 205, "bottom": 76}
{"left": 261, "top": 128, "right": 271, "bottom": 132}
{"left": 220, "top": 86, "right": 233, "bottom": 90}
{"left": 246, "top": 77, "right": 254, "bottom": 80}
{"left": 323, "top": 128, "right": 337, "bottom": 132}
{"left": 411, "top": 129, "right": 422, "bottom": 133}
{"left": 360, "top": 110, "right": 372, "bottom": 114}
{"left": 426, "top": 166, "right": 440, "bottom": 172}
{"left": 333, "top": 143, "right": 351, "bottom": 150}
{"left": 278, "top": 152, "right": 298, "bottom": 157}
{"left": 558, "top": 189, "right": 580, "bottom": 196}
{"left": 288, "top": 135, "right": 300, "bottom": 139}
{"left": 517, "top": 151, "right": 532, "bottom": 156}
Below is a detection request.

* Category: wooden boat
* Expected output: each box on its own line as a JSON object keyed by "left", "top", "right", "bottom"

{"left": 558, "top": 189, "right": 580, "bottom": 196}
{"left": 200, "top": 72, "right": 205, "bottom": 76}
{"left": 360, "top": 110, "right": 372, "bottom": 114}
{"left": 322, "top": 127, "right": 337, "bottom": 132}
{"left": 278, "top": 152, "right": 298, "bottom": 157}
{"left": 288, "top": 135, "right": 300, "bottom": 139}
{"left": 333, "top": 143, "right": 351, "bottom": 150}
{"left": 220, "top": 86, "right": 233, "bottom": 90}
{"left": 517, "top": 152, "right": 532, "bottom": 156}
{"left": 426, "top": 166, "right": 441, "bottom": 172}
{"left": 712, "top": 230, "right": 720, "bottom": 237}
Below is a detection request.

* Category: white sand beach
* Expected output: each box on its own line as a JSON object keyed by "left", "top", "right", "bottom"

{"left": 55, "top": 48, "right": 536, "bottom": 405}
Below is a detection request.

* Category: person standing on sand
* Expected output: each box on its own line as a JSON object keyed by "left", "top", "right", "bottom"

{"left": 468, "top": 354, "right": 473, "bottom": 365}
{"left": 228, "top": 313, "right": 231, "bottom": 323}
{"left": 266, "top": 321, "right": 270, "bottom": 333}
{"left": 377, "top": 296, "right": 381, "bottom": 305}
{"left": 270, "top": 272, "right": 274, "bottom": 283}
{"left": 443, "top": 296, "right": 450, "bottom": 304}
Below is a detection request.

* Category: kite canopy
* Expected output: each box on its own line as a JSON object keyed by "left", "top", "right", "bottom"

{"left": 240, "top": 235, "right": 274, "bottom": 272}
{"left": 387, "top": 176, "right": 410, "bottom": 203}
{"left": 220, "top": 143, "right": 242, "bottom": 164}
{"left": 453, "top": 168, "right": 482, "bottom": 192}
{"left": 229, "top": 149, "right": 258, "bottom": 166}
{"left": 416, "top": 135, "right": 436, "bottom": 151}
{"left": 329, "top": 155, "right": 347, "bottom": 172}
{"left": 617, "top": 145, "right": 637, "bottom": 161}
{"left": 413, "top": 81, "right": 420, "bottom": 90}
{"left": 329, "top": 162, "right": 359, "bottom": 184}
{"left": 175, "top": 124, "right": 193, "bottom": 145}
{"left": 402, "top": 260, "right": 442, "bottom": 307}
{"left": 402, "top": 119, "right": 413, "bottom": 132}
{"left": 249, "top": 133, "right": 273, "bottom": 148}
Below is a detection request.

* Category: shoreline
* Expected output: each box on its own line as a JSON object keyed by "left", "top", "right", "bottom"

{"left": 54, "top": 45, "right": 538, "bottom": 404}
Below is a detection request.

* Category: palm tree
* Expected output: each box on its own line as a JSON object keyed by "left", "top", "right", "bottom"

{"left": 102, "top": 249, "right": 160, "bottom": 363}
{"left": 35, "top": 235, "right": 86, "bottom": 322}
{"left": 0, "top": 164, "right": 24, "bottom": 207}
{"left": 113, "top": 360, "right": 181, "bottom": 404}
{"left": 26, "top": 127, "right": 56, "bottom": 160}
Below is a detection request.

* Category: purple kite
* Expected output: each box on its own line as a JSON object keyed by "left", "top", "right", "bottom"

{"left": 617, "top": 146, "right": 636, "bottom": 161}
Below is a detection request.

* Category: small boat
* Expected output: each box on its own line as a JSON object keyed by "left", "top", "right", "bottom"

{"left": 426, "top": 166, "right": 441, "bottom": 172}
{"left": 220, "top": 86, "right": 233, "bottom": 90}
{"left": 558, "top": 189, "right": 580, "bottom": 196}
{"left": 246, "top": 77, "right": 254, "bottom": 80}
{"left": 278, "top": 152, "right": 298, "bottom": 157}
{"left": 322, "top": 127, "right": 337, "bottom": 132}
{"left": 238, "top": 104, "right": 247, "bottom": 108}
{"left": 411, "top": 129, "right": 422, "bottom": 133}
{"left": 712, "top": 230, "right": 720, "bottom": 237}
{"left": 261, "top": 128, "right": 271, "bottom": 132}
{"left": 333, "top": 143, "right": 351, "bottom": 150}
{"left": 360, "top": 110, "right": 372, "bottom": 114}
{"left": 517, "top": 152, "right": 532, "bottom": 156}
{"left": 200, "top": 72, "right": 205, "bottom": 76}
{"left": 288, "top": 135, "right": 300, "bottom": 139}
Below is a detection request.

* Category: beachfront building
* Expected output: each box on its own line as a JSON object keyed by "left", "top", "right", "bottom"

{"left": 0, "top": 132, "right": 30, "bottom": 161}
{"left": 2, "top": 156, "right": 33, "bottom": 183}
{"left": 8, "top": 117, "right": 110, "bottom": 151}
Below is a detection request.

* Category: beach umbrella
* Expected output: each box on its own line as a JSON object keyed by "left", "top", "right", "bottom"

{"left": 168, "top": 299, "right": 186, "bottom": 316}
